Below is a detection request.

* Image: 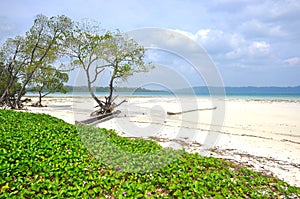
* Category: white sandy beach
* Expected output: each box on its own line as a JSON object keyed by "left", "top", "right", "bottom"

{"left": 25, "top": 95, "right": 300, "bottom": 187}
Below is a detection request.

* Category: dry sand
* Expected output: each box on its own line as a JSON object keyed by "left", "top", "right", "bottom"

{"left": 25, "top": 95, "right": 300, "bottom": 187}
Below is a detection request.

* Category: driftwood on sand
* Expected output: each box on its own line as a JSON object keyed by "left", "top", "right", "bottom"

{"left": 90, "top": 98, "right": 127, "bottom": 117}
{"left": 75, "top": 110, "right": 121, "bottom": 126}
{"left": 167, "top": 106, "right": 217, "bottom": 115}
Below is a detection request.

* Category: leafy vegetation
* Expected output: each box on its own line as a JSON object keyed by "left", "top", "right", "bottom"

{"left": 0, "top": 15, "right": 72, "bottom": 109}
{"left": 63, "top": 23, "right": 153, "bottom": 115}
{"left": 0, "top": 110, "right": 299, "bottom": 198}
{"left": 0, "top": 15, "right": 152, "bottom": 111}
{"left": 28, "top": 67, "right": 69, "bottom": 107}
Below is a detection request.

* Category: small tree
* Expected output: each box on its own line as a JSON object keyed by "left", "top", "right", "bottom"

{"left": 99, "top": 31, "right": 153, "bottom": 114}
{"left": 63, "top": 21, "right": 112, "bottom": 112}
{"left": 15, "top": 14, "right": 73, "bottom": 108}
{"left": 0, "top": 15, "right": 73, "bottom": 109}
{"left": 0, "top": 36, "right": 26, "bottom": 108}
{"left": 65, "top": 24, "right": 153, "bottom": 115}
{"left": 0, "top": 68, "right": 22, "bottom": 107}
{"left": 29, "top": 66, "right": 69, "bottom": 107}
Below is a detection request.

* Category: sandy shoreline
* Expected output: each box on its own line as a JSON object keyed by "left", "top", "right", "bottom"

{"left": 23, "top": 95, "right": 300, "bottom": 187}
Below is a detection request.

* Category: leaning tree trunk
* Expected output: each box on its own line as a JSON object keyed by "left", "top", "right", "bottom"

{"left": 35, "top": 91, "right": 43, "bottom": 107}
{"left": 107, "top": 73, "right": 115, "bottom": 111}
{"left": 0, "top": 71, "right": 18, "bottom": 109}
{"left": 15, "top": 73, "right": 33, "bottom": 109}
{"left": 106, "top": 63, "right": 119, "bottom": 113}
{"left": 85, "top": 70, "right": 111, "bottom": 115}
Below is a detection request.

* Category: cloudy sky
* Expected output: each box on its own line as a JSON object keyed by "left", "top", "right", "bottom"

{"left": 1, "top": 0, "right": 300, "bottom": 87}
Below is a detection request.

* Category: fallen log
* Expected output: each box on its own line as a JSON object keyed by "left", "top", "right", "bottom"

{"left": 76, "top": 110, "right": 121, "bottom": 126}
{"left": 167, "top": 106, "right": 217, "bottom": 115}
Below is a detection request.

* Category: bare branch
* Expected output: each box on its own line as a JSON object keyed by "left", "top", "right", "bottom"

{"left": 90, "top": 67, "right": 105, "bottom": 83}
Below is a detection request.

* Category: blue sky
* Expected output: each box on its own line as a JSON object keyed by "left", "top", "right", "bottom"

{"left": 1, "top": 0, "right": 300, "bottom": 87}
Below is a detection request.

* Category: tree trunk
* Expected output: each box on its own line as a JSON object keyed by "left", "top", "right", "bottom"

{"left": 108, "top": 73, "right": 115, "bottom": 106}
{"left": 107, "top": 63, "right": 118, "bottom": 108}
{"left": 37, "top": 91, "right": 43, "bottom": 107}
{"left": 0, "top": 69, "right": 17, "bottom": 108}
{"left": 15, "top": 70, "right": 35, "bottom": 108}
{"left": 15, "top": 77, "right": 30, "bottom": 109}
{"left": 1, "top": 81, "right": 16, "bottom": 109}
{"left": 85, "top": 70, "right": 104, "bottom": 108}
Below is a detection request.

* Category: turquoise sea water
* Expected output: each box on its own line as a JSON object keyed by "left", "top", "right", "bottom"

{"left": 26, "top": 91, "right": 300, "bottom": 101}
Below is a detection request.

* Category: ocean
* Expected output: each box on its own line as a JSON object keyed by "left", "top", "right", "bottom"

{"left": 25, "top": 90, "right": 300, "bottom": 101}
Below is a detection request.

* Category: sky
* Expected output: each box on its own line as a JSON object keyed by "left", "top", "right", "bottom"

{"left": 0, "top": 0, "right": 300, "bottom": 87}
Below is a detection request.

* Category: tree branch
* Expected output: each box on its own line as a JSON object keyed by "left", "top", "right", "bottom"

{"left": 90, "top": 67, "right": 105, "bottom": 83}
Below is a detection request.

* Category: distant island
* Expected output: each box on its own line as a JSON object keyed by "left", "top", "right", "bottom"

{"left": 64, "top": 86, "right": 165, "bottom": 93}
{"left": 63, "top": 85, "right": 300, "bottom": 95}
{"left": 29, "top": 85, "right": 300, "bottom": 96}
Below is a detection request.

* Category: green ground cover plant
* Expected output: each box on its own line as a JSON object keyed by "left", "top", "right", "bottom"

{"left": 0, "top": 109, "right": 299, "bottom": 198}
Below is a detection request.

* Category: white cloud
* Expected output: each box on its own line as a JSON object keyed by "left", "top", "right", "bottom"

{"left": 175, "top": 29, "right": 240, "bottom": 55}
{"left": 248, "top": 41, "right": 270, "bottom": 55}
{"left": 225, "top": 40, "right": 272, "bottom": 64}
{"left": 284, "top": 57, "right": 300, "bottom": 65}
{"left": 194, "top": 29, "right": 211, "bottom": 42}
{"left": 225, "top": 48, "right": 243, "bottom": 59}
{"left": 240, "top": 0, "right": 296, "bottom": 20}
{"left": 145, "top": 50, "right": 162, "bottom": 62}
{"left": 238, "top": 19, "right": 286, "bottom": 38}
{"left": 177, "top": 29, "right": 274, "bottom": 61}
{"left": 1, "top": 0, "right": 300, "bottom": 86}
